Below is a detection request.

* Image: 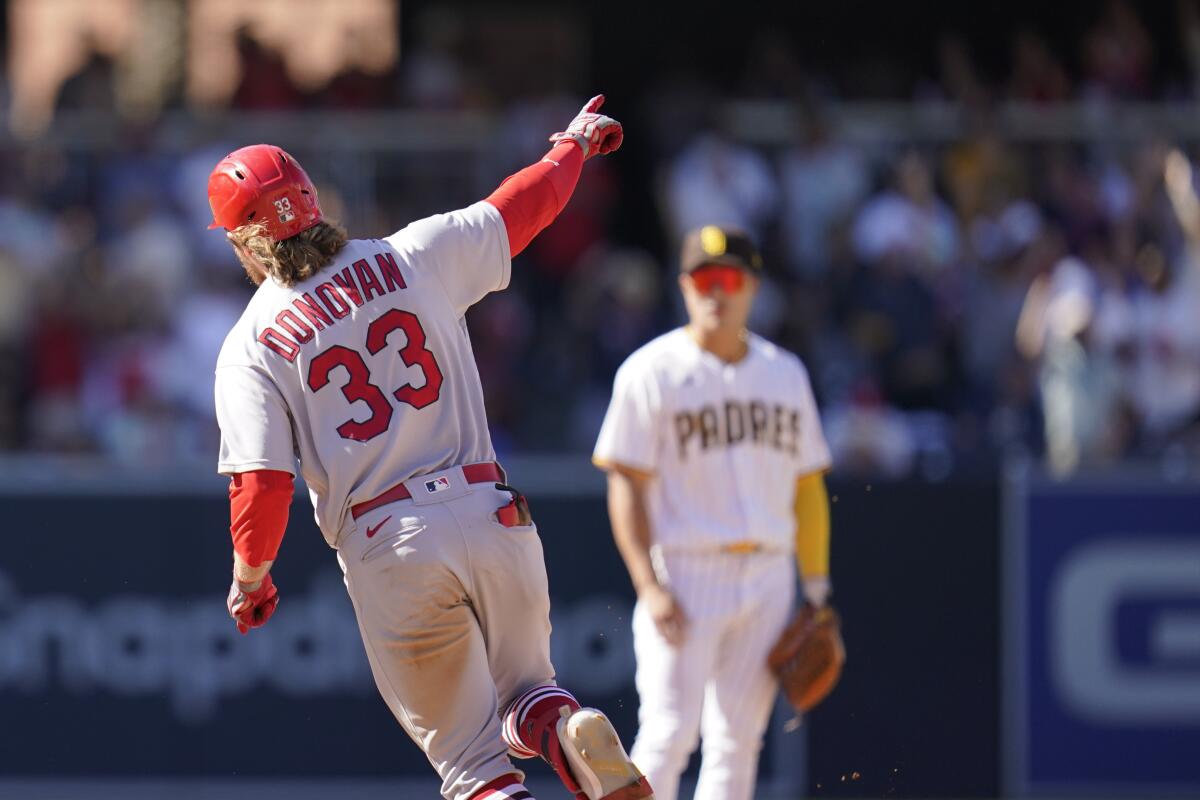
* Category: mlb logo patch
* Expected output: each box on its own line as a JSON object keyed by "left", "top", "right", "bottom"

{"left": 424, "top": 476, "right": 451, "bottom": 494}
{"left": 273, "top": 197, "right": 295, "bottom": 223}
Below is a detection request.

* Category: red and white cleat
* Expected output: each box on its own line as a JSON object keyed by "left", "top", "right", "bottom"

{"left": 556, "top": 707, "right": 654, "bottom": 800}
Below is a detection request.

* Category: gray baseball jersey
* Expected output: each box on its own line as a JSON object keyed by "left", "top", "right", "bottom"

{"left": 214, "top": 201, "right": 510, "bottom": 545}
{"left": 214, "top": 202, "right": 566, "bottom": 799}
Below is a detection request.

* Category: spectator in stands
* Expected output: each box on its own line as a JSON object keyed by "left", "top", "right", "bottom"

{"left": 962, "top": 201, "right": 1053, "bottom": 400}
{"left": 1017, "top": 255, "right": 1132, "bottom": 474}
{"left": 852, "top": 150, "right": 959, "bottom": 280}
{"left": 1009, "top": 29, "right": 1073, "bottom": 104}
{"left": 1081, "top": 0, "right": 1154, "bottom": 100}
{"left": 778, "top": 103, "right": 869, "bottom": 277}
{"left": 1097, "top": 150, "right": 1200, "bottom": 445}
{"left": 661, "top": 115, "right": 780, "bottom": 246}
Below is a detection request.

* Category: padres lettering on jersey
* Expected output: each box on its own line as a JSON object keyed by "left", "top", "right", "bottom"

{"left": 674, "top": 399, "right": 802, "bottom": 458}
{"left": 214, "top": 202, "right": 511, "bottom": 547}
{"left": 594, "top": 328, "right": 830, "bottom": 553}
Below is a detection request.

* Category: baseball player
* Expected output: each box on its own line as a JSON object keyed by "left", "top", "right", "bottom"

{"left": 209, "top": 96, "right": 654, "bottom": 800}
{"left": 593, "top": 226, "right": 833, "bottom": 800}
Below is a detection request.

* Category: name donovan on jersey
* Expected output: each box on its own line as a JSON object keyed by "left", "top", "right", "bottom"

{"left": 675, "top": 400, "right": 802, "bottom": 459}
{"left": 257, "top": 251, "right": 406, "bottom": 362}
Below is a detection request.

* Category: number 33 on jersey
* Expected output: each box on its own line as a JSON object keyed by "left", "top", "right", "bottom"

{"left": 307, "top": 307, "right": 444, "bottom": 441}
{"left": 214, "top": 202, "right": 512, "bottom": 545}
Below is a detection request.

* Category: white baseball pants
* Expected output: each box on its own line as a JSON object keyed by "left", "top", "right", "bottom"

{"left": 630, "top": 549, "right": 794, "bottom": 800}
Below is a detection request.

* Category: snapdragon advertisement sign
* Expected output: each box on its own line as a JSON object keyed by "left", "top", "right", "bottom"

{"left": 1005, "top": 474, "right": 1200, "bottom": 797}
{"left": 0, "top": 489, "right": 637, "bottom": 777}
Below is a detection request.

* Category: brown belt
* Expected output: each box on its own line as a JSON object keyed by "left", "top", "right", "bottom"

{"left": 350, "top": 461, "right": 505, "bottom": 520}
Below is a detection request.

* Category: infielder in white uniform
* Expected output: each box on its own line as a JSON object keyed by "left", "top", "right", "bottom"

{"left": 209, "top": 97, "right": 655, "bottom": 800}
{"left": 593, "top": 226, "right": 834, "bottom": 800}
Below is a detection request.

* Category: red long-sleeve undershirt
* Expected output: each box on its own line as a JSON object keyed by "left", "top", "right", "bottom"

{"left": 229, "top": 470, "right": 293, "bottom": 567}
{"left": 229, "top": 144, "right": 583, "bottom": 564}
{"left": 485, "top": 140, "right": 584, "bottom": 257}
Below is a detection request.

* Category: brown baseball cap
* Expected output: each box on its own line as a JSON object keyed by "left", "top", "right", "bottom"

{"left": 680, "top": 225, "right": 763, "bottom": 274}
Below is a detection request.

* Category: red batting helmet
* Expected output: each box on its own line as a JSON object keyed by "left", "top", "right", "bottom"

{"left": 207, "top": 144, "right": 323, "bottom": 241}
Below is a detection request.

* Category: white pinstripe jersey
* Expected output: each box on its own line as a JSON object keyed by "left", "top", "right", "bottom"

{"left": 594, "top": 328, "right": 830, "bottom": 553}
{"left": 214, "top": 202, "right": 511, "bottom": 546}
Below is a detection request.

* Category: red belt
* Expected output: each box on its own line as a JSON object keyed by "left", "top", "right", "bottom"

{"left": 351, "top": 461, "right": 505, "bottom": 520}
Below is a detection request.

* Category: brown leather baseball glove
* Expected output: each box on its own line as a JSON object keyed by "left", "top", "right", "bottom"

{"left": 767, "top": 604, "right": 845, "bottom": 714}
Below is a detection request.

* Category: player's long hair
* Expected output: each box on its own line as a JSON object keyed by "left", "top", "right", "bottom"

{"left": 229, "top": 220, "right": 349, "bottom": 288}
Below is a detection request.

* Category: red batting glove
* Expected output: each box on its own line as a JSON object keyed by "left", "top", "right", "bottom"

{"left": 227, "top": 573, "right": 279, "bottom": 634}
{"left": 548, "top": 94, "right": 623, "bottom": 159}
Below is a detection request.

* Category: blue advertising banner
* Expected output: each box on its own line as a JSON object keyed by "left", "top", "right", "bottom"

{"left": 0, "top": 463, "right": 803, "bottom": 796}
{"left": 0, "top": 486, "right": 638, "bottom": 778}
{"left": 1005, "top": 473, "right": 1200, "bottom": 797}
{"left": 1, "top": 463, "right": 1012, "bottom": 796}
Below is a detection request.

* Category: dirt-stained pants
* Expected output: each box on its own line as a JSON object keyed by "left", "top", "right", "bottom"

{"left": 337, "top": 464, "right": 556, "bottom": 800}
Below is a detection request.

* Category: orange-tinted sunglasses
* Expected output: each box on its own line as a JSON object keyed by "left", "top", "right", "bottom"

{"left": 689, "top": 264, "right": 746, "bottom": 295}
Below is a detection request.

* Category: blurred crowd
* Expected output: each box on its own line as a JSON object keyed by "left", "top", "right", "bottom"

{"left": 4, "top": 0, "right": 1200, "bottom": 478}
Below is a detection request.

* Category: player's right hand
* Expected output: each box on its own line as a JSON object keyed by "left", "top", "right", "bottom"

{"left": 641, "top": 583, "right": 688, "bottom": 646}
{"left": 227, "top": 573, "right": 279, "bottom": 634}
{"left": 549, "top": 94, "right": 623, "bottom": 160}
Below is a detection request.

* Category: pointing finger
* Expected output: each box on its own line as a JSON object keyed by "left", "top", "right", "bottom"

{"left": 581, "top": 94, "right": 605, "bottom": 114}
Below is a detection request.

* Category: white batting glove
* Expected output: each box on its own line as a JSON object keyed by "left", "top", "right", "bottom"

{"left": 802, "top": 576, "right": 831, "bottom": 608}
{"left": 549, "top": 94, "right": 624, "bottom": 160}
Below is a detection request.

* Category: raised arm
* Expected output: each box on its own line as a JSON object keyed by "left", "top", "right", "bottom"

{"left": 485, "top": 94, "right": 623, "bottom": 257}
{"left": 1165, "top": 147, "right": 1200, "bottom": 247}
